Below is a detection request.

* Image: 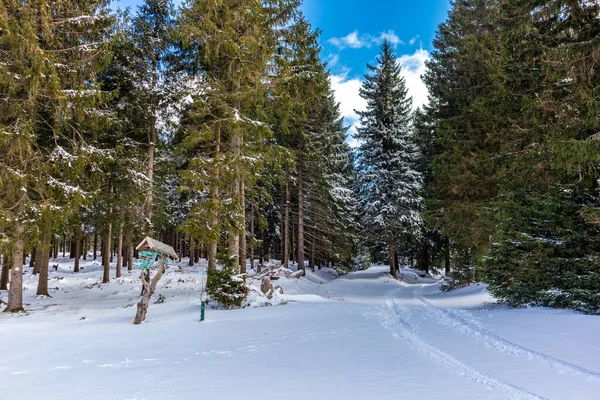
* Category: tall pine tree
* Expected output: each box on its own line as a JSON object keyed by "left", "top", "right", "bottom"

{"left": 355, "top": 41, "right": 423, "bottom": 279}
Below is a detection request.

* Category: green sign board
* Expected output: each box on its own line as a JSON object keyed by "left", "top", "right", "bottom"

{"left": 140, "top": 251, "right": 157, "bottom": 259}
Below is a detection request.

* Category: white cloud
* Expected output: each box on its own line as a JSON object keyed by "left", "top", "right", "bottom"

{"left": 409, "top": 35, "right": 420, "bottom": 46}
{"left": 326, "top": 54, "right": 340, "bottom": 69}
{"left": 328, "top": 30, "right": 403, "bottom": 50}
{"left": 330, "top": 73, "right": 366, "bottom": 122}
{"left": 329, "top": 31, "right": 371, "bottom": 49}
{"left": 376, "top": 30, "right": 403, "bottom": 47}
{"left": 397, "top": 49, "right": 430, "bottom": 109}
{"left": 330, "top": 73, "right": 366, "bottom": 146}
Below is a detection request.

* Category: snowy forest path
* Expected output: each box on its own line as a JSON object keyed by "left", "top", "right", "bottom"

{"left": 380, "top": 279, "right": 600, "bottom": 400}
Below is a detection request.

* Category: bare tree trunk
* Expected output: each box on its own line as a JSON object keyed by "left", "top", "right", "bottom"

{"left": 388, "top": 235, "right": 397, "bottom": 279}
{"left": 178, "top": 232, "right": 183, "bottom": 263}
{"left": 93, "top": 232, "right": 97, "bottom": 261}
{"left": 445, "top": 237, "right": 451, "bottom": 275}
{"left": 102, "top": 183, "right": 113, "bottom": 284}
{"left": 116, "top": 212, "right": 124, "bottom": 278}
{"left": 124, "top": 230, "right": 132, "bottom": 271}
{"left": 250, "top": 202, "right": 255, "bottom": 271}
{"left": 52, "top": 237, "right": 58, "bottom": 260}
{"left": 74, "top": 227, "right": 81, "bottom": 273}
{"left": 82, "top": 236, "right": 87, "bottom": 261}
{"left": 5, "top": 224, "right": 25, "bottom": 312}
{"left": 133, "top": 260, "right": 165, "bottom": 324}
{"left": 62, "top": 234, "right": 66, "bottom": 257}
{"left": 310, "top": 234, "right": 315, "bottom": 272}
{"left": 297, "top": 165, "right": 305, "bottom": 274}
{"left": 208, "top": 123, "right": 221, "bottom": 272}
{"left": 239, "top": 181, "right": 246, "bottom": 273}
{"left": 36, "top": 222, "right": 51, "bottom": 296}
{"left": 144, "top": 54, "right": 158, "bottom": 235}
{"left": 29, "top": 248, "right": 35, "bottom": 269}
{"left": 283, "top": 174, "right": 290, "bottom": 268}
{"left": 188, "top": 238, "right": 194, "bottom": 267}
{"left": 0, "top": 254, "right": 9, "bottom": 290}
{"left": 33, "top": 245, "right": 42, "bottom": 275}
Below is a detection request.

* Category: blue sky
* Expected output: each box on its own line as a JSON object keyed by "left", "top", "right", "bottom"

{"left": 111, "top": 0, "right": 451, "bottom": 143}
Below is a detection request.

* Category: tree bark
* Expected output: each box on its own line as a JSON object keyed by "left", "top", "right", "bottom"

{"left": 208, "top": 123, "right": 221, "bottom": 272}
{"left": 29, "top": 247, "right": 36, "bottom": 269}
{"left": 82, "top": 236, "right": 87, "bottom": 261}
{"left": 133, "top": 259, "right": 165, "bottom": 324}
{"left": 144, "top": 52, "right": 158, "bottom": 235}
{"left": 239, "top": 181, "right": 247, "bottom": 273}
{"left": 74, "top": 227, "right": 81, "bottom": 273}
{"left": 36, "top": 222, "right": 52, "bottom": 296}
{"left": 297, "top": 165, "right": 305, "bottom": 273}
{"left": 102, "top": 183, "right": 113, "bottom": 283}
{"left": 93, "top": 232, "right": 97, "bottom": 261}
{"left": 388, "top": 235, "right": 398, "bottom": 279}
{"left": 250, "top": 202, "right": 255, "bottom": 271}
{"left": 33, "top": 245, "right": 42, "bottom": 275}
{"left": 188, "top": 238, "right": 194, "bottom": 266}
{"left": 124, "top": 230, "right": 132, "bottom": 271}
{"left": 0, "top": 254, "right": 9, "bottom": 291}
{"left": 5, "top": 224, "right": 25, "bottom": 312}
{"left": 283, "top": 174, "right": 290, "bottom": 268}
{"left": 445, "top": 237, "right": 451, "bottom": 275}
{"left": 116, "top": 212, "right": 124, "bottom": 278}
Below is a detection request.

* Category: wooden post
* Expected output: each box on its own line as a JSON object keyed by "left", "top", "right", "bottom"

{"left": 133, "top": 259, "right": 165, "bottom": 324}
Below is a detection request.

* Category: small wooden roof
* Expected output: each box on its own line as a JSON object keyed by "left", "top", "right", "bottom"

{"left": 136, "top": 236, "right": 178, "bottom": 260}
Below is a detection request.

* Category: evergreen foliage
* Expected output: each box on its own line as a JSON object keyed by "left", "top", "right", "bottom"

{"left": 355, "top": 41, "right": 423, "bottom": 278}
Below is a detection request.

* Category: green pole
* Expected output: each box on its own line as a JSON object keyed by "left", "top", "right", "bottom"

{"left": 200, "top": 265, "right": 206, "bottom": 322}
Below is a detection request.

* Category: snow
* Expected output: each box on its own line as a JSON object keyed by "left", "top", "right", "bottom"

{"left": 1, "top": 261, "right": 600, "bottom": 399}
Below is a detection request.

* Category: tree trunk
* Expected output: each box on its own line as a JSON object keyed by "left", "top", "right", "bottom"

{"left": 102, "top": 183, "right": 113, "bottom": 283}
{"left": 82, "top": 236, "right": 87, "bottom": 261}
{"left": 5, "top": 224, "right": 25, "bottom": 312}
{"left": 283, "top": 174, "right": 290, "bottom": 268}
{"left": 29, "top": 248, "right": 35, "bottom": 269}
{"left": 0, "top": 254, "right": 9, "bottom": 291}
{"left": 239, "top": 181, "right": 246, "bottom": 273}
{"left": 445, "top": 237, "right": 451, "bottom": 275}
{"left": 188, "top": 238, "right": 194, "bottom": 266}
{"left": 208, "top": 123, "right": 221, "bottom": 272}
{"left": 250, "top": 202, "right": 255, "bottom": 271}
{"left": 93, "top": 232, "right": 97, "bottom": 261}
{"left": 388, "top": 235, "right": 398, "bottom": 279}
{"left": 33, "top": 245, "right": 43, "bottom": 275}
{"left": 297, "top": 165, "right": 305, "bottom": 273}
{"left": 310, "top": 234, "right": 315, "bottom": 272}
{"left": 124, "top": 230, "right": 132, "bottom": 271}
{"left": 133, "top": 259, "right": 165, "bottom": 324}
{"left": 36, "top": 222, "right": 52, "bottom": 297}
{"left": 62, "top": 235, "right": 66, "bottom": 258}
{"left": 53, "top": 237, "right": 58, "bottom": 260}
{"left": 144, "top": 53, "right": 158, "bottom": 235}
{"left": 74, "top": 228, "right": 81, "bottom": 273}
{"left": 116, "top": 215, "right": 123, "bottom": 278}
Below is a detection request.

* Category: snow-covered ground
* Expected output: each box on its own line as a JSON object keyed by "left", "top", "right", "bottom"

{"left": 1, "top": 258, "right": 599, "bottom": 399}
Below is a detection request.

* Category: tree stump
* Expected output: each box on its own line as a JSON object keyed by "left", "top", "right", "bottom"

{"left": 260, "top": 277, "right": 272, "bottom": 295}
{"left": 133, "top": 260, "right": 166, "bottom": 324}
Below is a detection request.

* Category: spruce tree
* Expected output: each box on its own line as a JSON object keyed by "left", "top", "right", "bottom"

{"left": 355, "top": 41, "right": 423, "bottom": 278}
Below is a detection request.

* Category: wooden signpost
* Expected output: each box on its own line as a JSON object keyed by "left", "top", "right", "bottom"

{"left": 132, "top": 237, "right": 178, "bottom": 324}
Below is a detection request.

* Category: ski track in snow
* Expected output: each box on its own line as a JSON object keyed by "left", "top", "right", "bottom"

{"left": 414, "top": 294, "right": 600, "bottom": 380}
{"left": 383, "top": 290, "right": 549, "bottom": 400}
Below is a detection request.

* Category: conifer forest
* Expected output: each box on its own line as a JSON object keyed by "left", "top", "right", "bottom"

{"left": 1, "top": 1, "right": 600, "bottom": 399}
